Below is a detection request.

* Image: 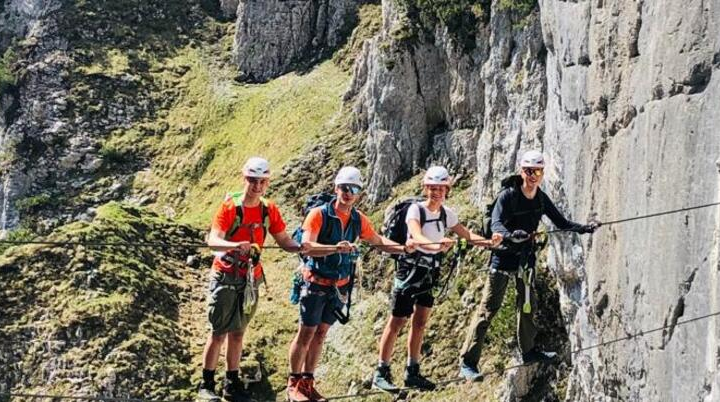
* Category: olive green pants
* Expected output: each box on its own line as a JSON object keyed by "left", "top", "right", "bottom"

{"left": 207, "top": 271, "right": 259, "bottom": 335}
{"left": 460, "top": 269, "right": 538, "bottom": 367}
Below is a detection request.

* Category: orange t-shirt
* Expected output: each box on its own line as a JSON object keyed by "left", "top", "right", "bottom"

{"left": 211, "top": 196, "right": 286, "bottom": 278}
{"left": 302, "top": 203, "right": 377, "bottom": 242}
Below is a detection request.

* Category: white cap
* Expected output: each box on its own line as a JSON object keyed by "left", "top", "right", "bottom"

{"left": 334, "top": 166, "right": 363, "bottom": 188}
{"left": 519, "top": 150, "right": 545, "bottom": 168}
{"left": 243, "top": 157, "right": 271, "bottom": 178}
{"left": 423, "top": 166, "right": 452, "bottom": 186}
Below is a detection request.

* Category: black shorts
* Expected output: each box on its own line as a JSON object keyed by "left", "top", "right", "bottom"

{"left": 390, "top": 286, "right": 434, "bottom": 318}
{"left": 391, "top": 255, "right": 438, "bottom": 318}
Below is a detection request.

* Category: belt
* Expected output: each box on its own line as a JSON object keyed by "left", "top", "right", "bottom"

{"left": 490, "top": 268, "right": 518, "bottom": 278}
{"left": 303, "top": 269, "right": 350, "bottom": 288}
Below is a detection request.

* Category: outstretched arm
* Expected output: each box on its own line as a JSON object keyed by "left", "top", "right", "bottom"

{"left": 271, "top": 231, "right": 302, "bottom": 253}
{"left": 542, "top": 193, "right": 583, "bottom": 231}
{"left": 450, "top": 223, "right": 502, "bottom": 247}
{"left": 206, "top": 227, "right": 252, "bottom": 254}
{"left": 364, "top": 232, "right": 408, "bottom": 254}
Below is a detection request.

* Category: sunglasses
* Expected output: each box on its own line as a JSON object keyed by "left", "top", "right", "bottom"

{"left": 246, "top": 177, "right": 268, "bottom": 185}
{"left": 338, "top": 184, "right": 362, "bottom": 195}
{"left": 522, "top": 168, "right": 544, "bottom": 177}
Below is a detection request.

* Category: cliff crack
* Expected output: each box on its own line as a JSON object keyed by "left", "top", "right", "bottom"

{"left": 608, "top": 105, "right": 637, "bottom": 136}
{"left": 628, "top": 0, "right": 643, "bottom": 58}
{"left": 660, "top": 267, "right": 698, "bottom": 348}
{"left": 409, "top": 54, "right": 425, "bottom": 103}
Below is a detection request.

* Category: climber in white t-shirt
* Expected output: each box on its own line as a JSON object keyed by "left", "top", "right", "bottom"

{"left": 372, "top": 166, "right": 502, "bottom": 393}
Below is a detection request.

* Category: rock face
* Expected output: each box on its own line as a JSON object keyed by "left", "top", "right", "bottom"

{"left": 233, "top": 0, "right": 360, "bottom": 82}
{"left": 219, "top": 0, "right": 239, "bottom": 19}
{"left": 0, "top": 0, "right": 66, "bottom": 233}
{"left": 0, "top": 0, "right": 195, "bottom": 235}
{"left": 349, "top": 0, "right": 546, "bottom": 203}
{"left": 541, "top": 0, "right": 720, "bottom": 400}
{"left": 351, "top": 0, "right": 720, "bottom": 400}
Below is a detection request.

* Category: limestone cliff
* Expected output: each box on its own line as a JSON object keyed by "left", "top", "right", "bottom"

{"left": 0, "top": 0, "right": 66, "bottom": 232}
{"left": 348, "top": 0, "right": 546, "bottom": 204}
{"left": 233, "top": 0, "right": 362, "bottom": 82}
{"left": 541, "top": 1, "right": 720, "bottom": 400}
{"left": 350, "top": 0, "right": 720, "bottom": 400}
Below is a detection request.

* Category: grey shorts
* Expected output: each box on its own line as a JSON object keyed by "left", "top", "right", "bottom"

{"left": 207, "top": 271, "right": 259, "bottom": 335}
{"left": 298, "top": 282, "right": 349, "bottom": 327}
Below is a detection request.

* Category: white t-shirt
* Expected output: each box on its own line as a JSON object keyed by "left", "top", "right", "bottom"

{"left": 405, "top": 203, "right": 459, "bottom": 254}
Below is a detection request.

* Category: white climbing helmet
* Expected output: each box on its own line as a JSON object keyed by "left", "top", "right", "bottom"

{"left": 334, "top": 166, "right": 364, "bottom": 188}
{"left": 242, "top": 157, "right": 271, "bottom": 178}
{"left": 423, "top": 166, "right": 452, "bottom": 186}
{"left": 519, "top": 150, "right": 545, "bottom": 168}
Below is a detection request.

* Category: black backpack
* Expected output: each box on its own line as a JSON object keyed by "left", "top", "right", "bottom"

{"left": 481, "top": 175, "right": 544, "bottom": 238}
{"left": 383, "top": 197, "right": 447, "bottom": 259}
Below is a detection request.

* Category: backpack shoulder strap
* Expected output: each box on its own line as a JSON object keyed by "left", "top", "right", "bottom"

{"left": 349, "top": 207, "right": 362, "bottom": 239}
{"left": 439, "top": 205, "right": 448, "bottom": 229}
{"left": 259, "top": 197, "right": 270, "bottom": 239}
{"left": 417, "top": 203, "right": 427, "bottom": 227}
{"left": 225, "top": 192, "right": 245, "bottom": 240}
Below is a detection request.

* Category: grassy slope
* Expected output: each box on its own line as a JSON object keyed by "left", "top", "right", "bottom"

{"left": 140, "top": 53, "right": 350, "bottom": 226}
{"left": 0, "top": 203, "right": 206, "bottom": 399}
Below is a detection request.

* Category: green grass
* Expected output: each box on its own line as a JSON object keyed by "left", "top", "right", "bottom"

{"left": 393, "top": 0, "right": 485, "bottom": 48}
{"left": 0, "top": 47, "right": 17, "bottom": 93}
{"left": 133, "top": 45, "right": 351, "bottom": 226}
{"left": 77, "top": 48, "right": 131, "bottom": 76}
{"left": 0, "top": 227, "right": 35, "bottom": 255}
{"left": 333, "top": 4, "right": 383, "bottom": 71}
{"left": 0, "top": 202, "right": 204, "bottom": 399}
{"left": 498, "top": 0, "right": 537, "bottom": 15}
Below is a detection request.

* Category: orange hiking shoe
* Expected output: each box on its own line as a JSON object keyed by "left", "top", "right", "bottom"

{"left": 302, "top": 377, "right": 328, "bottom": 402}
{"left": 286, "top": 376, "right": 311, "bottom": 402}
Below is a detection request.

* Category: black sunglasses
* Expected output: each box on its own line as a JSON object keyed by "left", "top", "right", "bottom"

{"left": 338, "top": 184, "right": 362, "bottom": 195}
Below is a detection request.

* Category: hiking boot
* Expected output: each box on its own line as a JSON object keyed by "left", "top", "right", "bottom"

{"left": 459, "top": 362, "right": 484, "bottom": 382}
{"left": 197, "top": 381, "right": 221, "bottom": 402}
{"left": 372, "top": 365, "right": 399, "bottom": 393}
{"left": 521, "top": 347, "right": 557, "bottom": 364}
{"left": 404, "top": 363, "right": 436, "bottom": 391}
{"left": 302, "top": 377, "right": 327, "bottom": 402}
{"left": 222, "top": 379, "right": 252, "bottom": 402}
{"left": 286, "top": 377, "right": 311, "bottom": 402}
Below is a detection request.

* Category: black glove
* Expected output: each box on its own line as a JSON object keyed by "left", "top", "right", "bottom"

{"left": 506, "top": 230, "right": 530, "bottom": 243}
{"left": 577, "top": 221, "right": 601, "bottom": 234}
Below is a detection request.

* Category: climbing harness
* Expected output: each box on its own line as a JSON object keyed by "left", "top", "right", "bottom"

{"left": 332, "top": 248, "right": 360, "bottom": 325}
{"left": 393, "top": 252, "right": 443, "bottom": 298}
